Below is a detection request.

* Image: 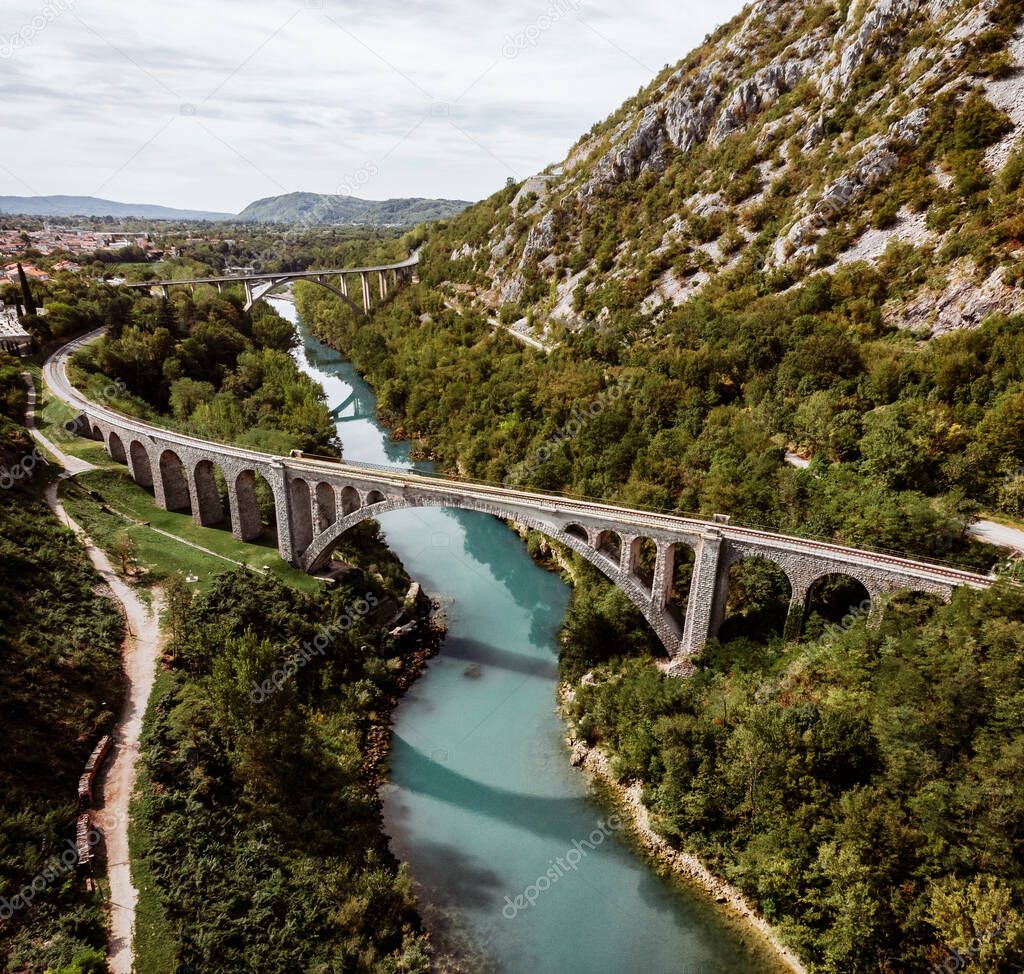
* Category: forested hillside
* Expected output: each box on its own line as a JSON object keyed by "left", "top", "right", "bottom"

{"left": 425, "top": 0, "right": 1024, "bottom": 339}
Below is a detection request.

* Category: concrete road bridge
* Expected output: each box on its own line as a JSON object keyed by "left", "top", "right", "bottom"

{"left": 46, "top": 330, "right": 994, "bottom": 662}
{"left": 124, "top": 254, "right": 419, "bottom": 315}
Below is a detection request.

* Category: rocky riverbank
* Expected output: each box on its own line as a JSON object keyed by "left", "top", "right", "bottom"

{"left": 363, "top": 587, "right": 446, "bottom": 788}
{"left": 559, "top": 683, "right": 808, "bottom": 974}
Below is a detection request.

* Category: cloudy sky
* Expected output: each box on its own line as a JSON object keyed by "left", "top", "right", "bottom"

{"left": 1, "top": 0, "right": 746, "bottom": 213}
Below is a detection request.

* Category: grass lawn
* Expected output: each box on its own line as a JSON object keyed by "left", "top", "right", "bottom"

{"left": 59, "top": 468, "right": 321, "bottom": 596}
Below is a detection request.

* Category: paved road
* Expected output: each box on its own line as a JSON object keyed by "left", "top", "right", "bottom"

{"left": 967, "top": 519, "right": 1024, "bottom": 554}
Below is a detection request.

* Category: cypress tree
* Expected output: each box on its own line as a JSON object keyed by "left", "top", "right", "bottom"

{"left": 17, "top": 263, "right": 36, "bottom": 317}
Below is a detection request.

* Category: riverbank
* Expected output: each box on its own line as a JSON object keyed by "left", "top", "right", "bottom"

{"left": 559, "top": 684, "right": 807, "bottom": 974}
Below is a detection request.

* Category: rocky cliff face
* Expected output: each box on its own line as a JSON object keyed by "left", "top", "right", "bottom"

{"left": 430, "top": 0, "right": 1024, "bottom": 338}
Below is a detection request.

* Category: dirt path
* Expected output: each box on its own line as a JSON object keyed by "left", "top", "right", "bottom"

{"left": 26, "top": 372, "right": 162, "bottom": 974}
{"left": 49, "top": 485, "right": 163, "bottom": 973}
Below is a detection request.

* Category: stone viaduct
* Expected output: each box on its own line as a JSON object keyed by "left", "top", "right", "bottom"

{"left": 125, "top": 255, "right": 419, "bottom": 315}
{"left": 47, "top": 331, "right": 994, "bottom": 663}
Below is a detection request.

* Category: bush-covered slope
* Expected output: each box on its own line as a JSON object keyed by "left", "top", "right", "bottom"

{"left": 133, "top": 567, "right": 432, "bottom": 973}
{"left": 565, "top": 583, "right": 1024, "bottom": 972}
{"left": 0, "top": 356, "right": 124, "bottom": 973}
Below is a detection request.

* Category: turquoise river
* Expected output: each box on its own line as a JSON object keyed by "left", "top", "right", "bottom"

{"left": 273, "top": 297, "right": 781, "bottom": 974}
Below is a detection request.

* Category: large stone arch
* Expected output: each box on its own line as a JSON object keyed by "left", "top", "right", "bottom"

{"left": 299, "top": 495, "right": 682, "bottom": 656}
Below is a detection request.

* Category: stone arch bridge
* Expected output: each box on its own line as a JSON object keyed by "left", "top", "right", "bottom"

{"left": 46, "top": 331, "right": 993, "bottom": 662}
{"left": 124, "top": 254, "right": 419, "bottom": 315}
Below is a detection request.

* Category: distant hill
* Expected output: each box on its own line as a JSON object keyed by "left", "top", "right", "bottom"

{"left": 237, "top": 192, "right": 472, "bottom": 225}
{"left": 0, "top": 192, "right": 472, "bottom": 226}
{"left": 0, "top": 195, "right": 232, "bottom": 221}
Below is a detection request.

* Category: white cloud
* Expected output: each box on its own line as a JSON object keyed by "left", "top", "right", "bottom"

{"left": 0, "top": 0, "right": 747, "bottom": 212}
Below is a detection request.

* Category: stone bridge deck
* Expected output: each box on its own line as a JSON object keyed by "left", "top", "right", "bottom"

{"left": 46, "top": 328, "right": 994, "bottom": 661}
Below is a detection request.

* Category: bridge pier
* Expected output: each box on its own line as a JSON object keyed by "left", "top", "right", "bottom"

{"left": 783, "top": 580, "right": 812, "bottom": 643}
{"left": 679, "top": 531, "right": 724, "bottom": 657}
{"left": 651, "top": 542, "right": 676, "bottom": 612}
{"left": 339, "top": 274, "right": 348, "bottom": 298}
{"left": 243, "top": 280, "right": 253, "bottom": 307}
{"left": 620, "top": 534, "right": 641, "bottom": 575}
{"left": 266, "top": 463, "right": 297, "bottom": 563}
{"left": 360, "top": 273, "right": 372, "bottom": 313}
{"left": 379, "top": 270, "right": 388, "bottom": 300}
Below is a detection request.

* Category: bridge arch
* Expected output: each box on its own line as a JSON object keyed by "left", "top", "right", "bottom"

{"left": 107, "top": 431, "right": 128, "bottom": 465}
{"left": 248, "top": 277, "right": 366, "bottom": 318}
{"left": 301, "top": 496, "right": 683, "bottom": 656}
{"left": 340, "top": 485, "right": 361, "bottom": 516}
{"left": 565, "top": 523, "right": 589, "bottom": 544}
{"left": 158, "top": 450, "right": 191, "bottom": 512}
{"left": 718, "top": 554, "right": 794, "bottom": 643}
{"left": 234, "top": 469, "right": 269, "bottom": 542}
{"left": 128, "top": 440, "right": 154, "bottom": 488}
{"left": 803, "top": 572, "right": 873, "bottom": 629}
{"left": 193, "top": 459, "right": 228, "bottom": 528}
{"left": 595, "top": 529, "right": 621, "bottom": 563}
{"left": 315, "top": 482, "right": 337, "bottom": 532}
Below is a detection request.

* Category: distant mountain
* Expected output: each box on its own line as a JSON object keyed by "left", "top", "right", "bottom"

{"left": 237, "top": 192, "right": 472, "bottom": 225}
{"left": 0, "top": 192, "right": 472, "bottom": 226}
{"left": 0, "top": 195, "right": 232, "bottom": 221}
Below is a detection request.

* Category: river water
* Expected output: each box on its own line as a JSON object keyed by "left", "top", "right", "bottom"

{"left": 272, "top": 297, "right": 779, "bottom": 974}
